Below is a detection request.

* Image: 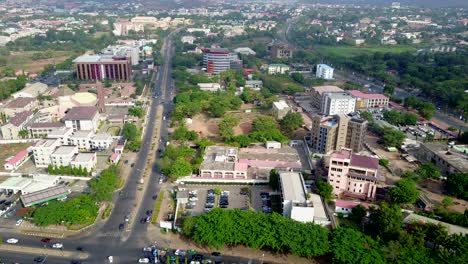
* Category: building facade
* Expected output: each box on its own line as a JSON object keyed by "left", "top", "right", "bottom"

{"left": 50, "top": 146, "right": 79, "bottom": 167}
{"left": 310, "top": 85, "right": 344, "bottom": 109}
{"left": 0, "top": 111, "right": 34, "bottom": 140}
{"left": 326, "top": 149, "right": 379, "bottom": 200}
{"left": 272, "top": 101, "right": 291, "bottom": 119}
{"left": 32, "top": 139, "right": 61, "bottom": 168}
{"left": 202, "top": 48, "right": 241, "bottom": 74}
{"left": 63, "top": 106, "right": 99, "bottom": 132}
{"left": 270, "top": 43, "right": 293, "bottom": 59}
{"left": 73, "top": 54, "right": 132, "bottom": 81}
{"left": 70, "top": 152, "right": 97, "bottom": 172}
{"left": 267, "top": 64, "right": 290, "bottom": 75}
{"left": 29, "top": 122, "right": 65, "bottom": 138}
{"left": 321, "top": 93, "right": 356, "bottom": 116}
{"left": 347, "top": 90, "right": 389, "bottom": 109}
{"left": 316, "top": 64, "right": 334, "bottom": 80}
{"left": 416, "top": 143, "right": 468, "bottom": 175}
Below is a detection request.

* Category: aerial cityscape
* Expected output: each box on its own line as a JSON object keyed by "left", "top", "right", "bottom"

{"left": 0, "top": 0, "right": 467, "bottom": 263}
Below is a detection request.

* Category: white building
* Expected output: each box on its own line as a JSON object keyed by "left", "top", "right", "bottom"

{"left": 245, "top": 80, "right": 263, "bottom": 91}
{"left": 316, "top": 64, "right": 334, "bottom": 80}
{"left": 90, "top": 133, "right": 113, "bottom": 150}
{"left": 63, "top": 106, "right": 99, "bottom": 132}
{"left": 321, "top": 93, "right": 356, "bottom": 116}
{"left": 32, "top": 139, "right": 61, "bottom": 168}
{"left": 69, "top": 130, "right": 94, "bottom": 150}
{"left": 267, "top": 64, "right": 290, "bottom": 75}
{"left": 181, "top": 35, "right": 196, "bottom": 44}
{"left": 71, "top": 152, "right": 97, "bottom": 172}
{"left": 101, "top": 45, "right": 140, "bottom": 66}
{"left": 272, "top": 100, "right": 291, "bottom": 119}
{"left": 279, "top": 171, "right": 329, "bottom": 226}
{"left": 51, "top": 146, "right": 78, "bottom": 167}
{"left": 197, "top": 83, "right": 222, "bottom": 92}
{"left": 233, "top": 47, "right": 256, "bottom": 56}
{"left": 47, "top": 127, "right": 74, "bottom": 146}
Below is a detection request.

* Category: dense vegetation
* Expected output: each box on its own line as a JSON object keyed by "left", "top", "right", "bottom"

{"left": 31, "top": 165, "right": 120, "bottom": 226}
{"left": 122, "top": 123, "right": 141, "bottom": 151}
{"left": 445, "top": 173, "right": 468, "bottom": 200}
{"left": 0, "top": 75, "right": 27, "bottom": 100}
{"left": 383, "top": 110, "right": 419, "bottom": 126}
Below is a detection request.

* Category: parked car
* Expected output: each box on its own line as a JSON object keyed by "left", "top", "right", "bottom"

{"left": 108, "top": 256, "right": 113, "bottom": 263}
{"left": 119, "top": 223, "right": 124, "bottom": 231}
{"left": 41, "top": 238, "right": 51, "bottom": 243}
{"left": 52, "top": 243, "right": 63, "bottom": 249}
{"left": 143, "top": 247, "right": 152, "bottom": 252}
{"left": 138, "top": 258, "right": 150, "bottom": 263}
{"left": 15, "top": 219, "right": 23, "bottom": 226}
{"left": 7, "top": 238, "right": 18, "bottom": 244}
{"left": 34, "top": 256, "right": 45, "bottom": 263}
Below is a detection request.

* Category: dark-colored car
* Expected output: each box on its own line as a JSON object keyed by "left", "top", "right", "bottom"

{"left": 146, "top": 210, "right": 153, "bottom": 215}
{"left": 192, "top": 254, "right": 203, "bottom": 261}
{"left": 152, "top": 195, "right": 158, "bottom": 200}
{"left": 41, "top": 238, "right": 51, "bottom": 243}
{"left": 70, "top": 261, "right": 82, "bottom": 264}
{"left": 34, "top": 257, "right": 45, "bottom": 263}
{"left": 131, "top": 163, "right": 135, "bottom": 168}
{"left": 211, "top": 252, "right": 221, "bottom": 257}
{"left": 76, "top": 247, "right": 84, "bottom": 251}
{"left": 119, "top": 223, "right": 124, "bottom": 231}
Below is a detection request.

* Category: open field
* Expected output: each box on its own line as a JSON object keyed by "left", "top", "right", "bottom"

{"left": 315, "top": 45, "right": 419, "bottom": 58}
{"left": 0, "top": 143, "right": 32, "bottom": 168}
{"left": 0, "top": 51, "right": 73, "bottom": 74}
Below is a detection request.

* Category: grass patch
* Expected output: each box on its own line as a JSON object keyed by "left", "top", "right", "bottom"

{"left": 102, "top": 204, "right": 113, "bottom": 220}
{"left": 106, "top": 126, "right": 121, "bottom": 136}
{"left": 315, "top": 45, "right": 418, "bottom": 58}
{"left": 117, "top": 178, "right": 125, "bottom": 189}
{"left": 151, "top": 191, "right": 165, "bottom": 224}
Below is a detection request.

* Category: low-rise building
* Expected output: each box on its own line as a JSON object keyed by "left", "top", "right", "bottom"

{"left": 46, "top": 127, "right": 74, "bottom": 145}
{"left": 12, "top": 82, "right": 48, "bottom": 98}
{"left": 326, "top": 149, "right": 380, "bottom": 200}
{"left": 269, "top": 42, "right": 293, "bottom": 59}
{"left": 69, "top": 130, "right": 94, "bottom": 150}
{"left": 233, "top": 47, "right": 256, "bottom": 56}
{"left": 197, "top": 83, "right": 222, "bottom": 92}
{"left": 32, "top": 139, "right": 61, "bottom": 168}
{"left": 2, "top": 97, "right": 36, "bottom": 117}
{"left": 272, "top": 100, "right": 291, "bottom": 119}
{"left": 267, "top": 64, "right": 290, "bottom": 75}
{"left": 71, "top": 152, "right": 96, "bottom": 172}
{"left": 279, "top": 171, "right": 329, "bottom": 225}
{"left": 245, "top": 80, "right": 263, "bottom": 91}
{"left": 3, "top": 150, "right": 29, "bottom": 171}
{"left": 63, "top": 106, "right": 99, "bottom": 132}
{"left": 416, "top": 143, "right": 468, "bottom": 175}
{"left": 181, "top": 35, "right": 196, "bottom": 44}
{"left": 316, "top": 64, "right": 334, "bottom": 80}
{"left": 91, "top": 133, "right": 113, "bottom": 150}
{"left": 50, "top": 146, "right": 79, "bottom": 167}
{"left": 347, "top": 90, "right": 389, "bottom": 109}
{"left": 29, "top": 122, "right": 65, "bottom": 138}
{"left": 1, "top": 111, "right": 34, "bottom": 140}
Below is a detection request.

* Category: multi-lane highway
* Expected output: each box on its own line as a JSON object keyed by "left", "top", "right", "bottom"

{"left": 0, "top": 32, "right": 176, "bottom": 264}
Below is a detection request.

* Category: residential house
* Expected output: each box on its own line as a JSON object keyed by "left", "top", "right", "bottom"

{"left": 1, "top": 111, "right": 34, "bottom": 140}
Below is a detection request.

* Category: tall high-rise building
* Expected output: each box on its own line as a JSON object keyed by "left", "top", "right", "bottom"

{"left": 321, "top": 92, "right": 356, "bottom": 116}
{"left": 202, "top": 48, "right": 241, "bottom": 74}
{"left": 308, "top": 115, "right": 367, "bottom": 154}
{"left": 73, "top": 55, "right": 132, "bottom": 81}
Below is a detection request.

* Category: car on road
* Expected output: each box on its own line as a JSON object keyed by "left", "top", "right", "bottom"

{"left": 41, "top": 238, "right": 51, "bottom": 243}
{"left": 76, "top": 246, "right": 84, "bottom": 251}
{"left": 70, "top": 260, "right": 82, "bottom": 264}
{"left": 52, "top": 243, "right": 63, "bottom": 249}
{"left": 6, "top": 238, "right": 18, "bottom": 244}
{"left": 138, "top": 258, "right": 150, "bottom": 263}
{"left": 143, "top": 247, "right": 152, "bottom": 252}
{"left": 211, "top": 252, "right": 221, "bottom": 257}
{"left": 119, "top": 223, "right": 125, "bottom": 231}
{"left": 145, "top": 216, "right": 151, "bottom": 223}
{"left": 33, "top": 256, "right": 44, "bottom": 263}
{"left": 108, "top": 256, "right": 114, "bottom": 263}
{"left": 15, "top": 219, "right": 23, "bottom": 226}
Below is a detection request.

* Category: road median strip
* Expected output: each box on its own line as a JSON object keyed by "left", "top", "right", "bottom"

{"left": 0, "top": 244, "right": 89, "bottom": 259}
{"left": 151, "top": 191, "right": 165, "bottom": 224}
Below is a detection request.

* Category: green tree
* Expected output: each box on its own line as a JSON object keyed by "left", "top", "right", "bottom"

{"left": 268, "top": 169, "right": 279, "bottom": 191}
{"left": 280, "top": 112, "right": 303, "bottom": 134}
{"left": 18, "top": 130, "right": 29, "bottom": 138}
{"left": 169, "top": 157, "right": 192, "bottom": 178}
{"left": 122, "top": 123, "right": 138, "bottom": 141}
{"left": 128, "top": 107, "right": 144, "bottom": 118}
{"left": 445, "top": 172, "right": 468, "bottom": 200}
{"left": 316, "top": 178, "right": 333, "bottom": 202}
{"left": 348, "top": 205, "right": 367, "bottom": 225}
{"left": 379, "top": 159, "right": 389, "bottom": 167}
{"left": 103, "top": 79, "right": 112, "bottom": 88}
{"left": 330, "top": 228, "right": 385, "bottom": 264}
{"left": 368, "top": 202, "right": 403, "bottom": 241}
{"left": 415, "top": 163, "right": 440, "bottom": 180}
{"left": 89, "top": 166, "right": 119, "bottom": 202}
{"left": 388, "top": 179, "right": 420, "bottom": 204}
{"left": 218, "top": 115, "right": 239, "bottom": 141}
{"left": 360, "top": 111, "right": 374, "bottom": 122}
{"left": 383, "top": 128, "right": 406, "bottom": 148}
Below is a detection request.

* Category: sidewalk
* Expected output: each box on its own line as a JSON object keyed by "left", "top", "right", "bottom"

{"left": 0, "top": 244, "right": 89, "bottom": 259}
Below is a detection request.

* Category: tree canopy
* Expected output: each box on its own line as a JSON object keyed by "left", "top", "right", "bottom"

{"left": 388, "top": 178, "right": 420, "bottom": 204}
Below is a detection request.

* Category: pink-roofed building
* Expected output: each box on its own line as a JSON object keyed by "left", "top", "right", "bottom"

{"left": 327, "top": 149, "right": 380, "bottom": 200}
{"left": 335, "top": 199, "right": 373, "bottom": 214}
{"left": 347, "top": 90, "right": 389, "bottom": 109}
{"left": 110, "top": 153, "right": 121, "bottom": 164}
{"left": 4, "top": 149, "right": 30, "bottom": 171}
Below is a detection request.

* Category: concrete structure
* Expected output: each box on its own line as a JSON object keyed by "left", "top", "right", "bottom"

{"left": 197, "top": 83, "right": 222, "bottom": 92}
{"left": 47, "top": 127, "right": 74, "bottom": 145}
{"left": 102, "top": 45, "right": 140, "bottom": 66}
{"left": 316, "top": 64, "right": 334, "bottom": 80}
{"left": 20, "top": 186, "right": 70, "bottom": 207}
{"left": 90, "top": 133, "right": 113, "bottom": 150}
{"left": 272, "top": 100, "right": 291, "bottom": 119}
{"left": 70, "top": 92, "right": 98, "bottom": 107}
{"left": 279, "top": 171, "right": 329, "bottom": 225}
{"left": 73, "top": 54, "right": 132, "bottom": 81}
{"left": 270, "top": 42, "right": 292, "bottom": 59}
{"left": 202, "top": 48, "right": 241, "bottom": 74}
{"left": 0, "top": 175, "right": 59, "bottom": 195}
{"left": 245, "top": 80, "right": 263, "bottom": 91}
{"left": 112, "top": 21, "right": 144, "bottom": 36}
{"left": 3, "top": 150, "right": 29, "bottom": 171}
{"left": 233, "top": 47, "right": 256, "bottom": 56}
{"left": 2, "top": 97, "right": 36, "bottom": 117}
{"left": 321, "top": 93, "right": 356, "bottom": 116}
{"left": 50, "top": 146, "right": 78, "bottom": 167}
{"left": 29, "top": 122, "right": 65, "bottom": 138}
{"left": 347, "top": 90, "right": 389, "bottom": 109}
{"left": 181, "top": 35, "right": 195, "bottom": 44}
{"left": 32, "top": 139, "right": 61, "bottom": 168}
{"left": 70, "top": 152, "right": 96, "bottom": 172}
{"left": 416, "top": 143, "right": 468, "bottom": 175}
{"left": 267, "top": 64, "right": 290, "bottom": 75}
{"left": 1, "top": 111, "right": 34, "bottom": 140}
{"left": 63, "top": 106, "right": 99, "bottom": 132}
{"left": 69, "top": 130, "right": 93, "bottom": 150}
{"left": 311, "top": 86, "right": 344, "bottom": 109}
{"left": 266, "top": 141, "right": 281, "bottom": 149}
{"left": 199, "top": 146, "right": 247, "bottom": 180}
{"left": 12, "top": 82, "right": 48, "bottom": 98}
{"left": 327, "top": 149, "right": 379, "bottom": 200}
{"left": 403, "top": 212, "right": 468, "bottom": 236}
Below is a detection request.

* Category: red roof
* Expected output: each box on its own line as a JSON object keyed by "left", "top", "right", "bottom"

{"left": 335, "top": 200, "right": 359, "bottom": 209}
{"left": 202, "top": 48, "right": 229, "bottom": 55}
{"left": 110, "top": 153, "right": 120, "bottom": 161}
{"left": 347, "top": 90, "right": 388, "bottom": 100}
{"left": 5, "top": 150, "right": 29, "bottom": 165}
{"left": 350, "top": 154, "right": 379, "bottom": 170}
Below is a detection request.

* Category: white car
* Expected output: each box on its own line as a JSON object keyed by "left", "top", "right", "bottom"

{"left": 52, "top": 243, "right": 63, "bottom": 249}
{"left": 143, "top": 247, "right": 152, "bottom": 252}
{"left": 138, "top": 258, "right": 150, "bottom": 263}
{"left": 189, "top": 197, "right": 198, "bottom": 202}
{"left": 175, "top": 249, "right": 186, "bottom": 256}
{"left": 6, "top": 238, "right": 18, "bottom": 244}
{"left": 108, "top": 256, "right": 114, "bottom": 263}
{"left": 15, "top": 219, "right": 23, "bottom": 226}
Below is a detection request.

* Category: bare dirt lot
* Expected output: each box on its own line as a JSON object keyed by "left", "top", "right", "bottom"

{"left": 3, "top": 51, "right": 72, "bottom": 74}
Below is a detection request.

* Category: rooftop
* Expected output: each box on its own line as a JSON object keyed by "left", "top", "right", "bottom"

{"left": 8, "top": 110, "right": 33, "bottom": 126}
{"left": 30, "top": 122, "right": 64, "bottom": 129}
{"left": 34, "top": 138, "right": 59, "bottom": 148}
{"left": 5, "top": 97, "right": 34, "bottom": 108}
{"left": 312, "top": 85, "right": 344, "bottom": 95}
{"left": 422, "top": 143, "right": 468, "bottom": 173}
{"left": 73, "top": 152, "right": 96, "bottom": 163}
{"left": 202, "top": 48, "right": 229, "bottom": 54}
{"left": 347, "top": 90, "right": 388, "bottom": 100}
{"left": 324, "top": 92, "right": 356, "bottom": 100}
{"left": 70, "top": 130, "right": 93, "bottom": 138}
{"left": 403, "top": 212, "right": 468, "bottom": 235}
{"left": 47, "top": 127, "right": 73, "bottom": 137}
{"left": 4, "top": 150, "right": 29, "bottom": 166}
{"left": 273, "top": 100, "right": 290, "bottom": 110}
{"left": 350, "top": 153, "right": 379, "bottom": 170}
{"left": 20, "top": 186, "right": 69, "bottom": 207}
{"left": 279, "top": 171, "right": 307, "bottom": 202}
{"left": 52, "top": 146, "right": 77, "bottom": 156}
{"left": 63, "top": 106, "right": 98, "bottom": 120}
{"left": 92, "top": 133, "right": 112, "bottom": 141}
{"left": 317, "top": 64, "right": 333, "bottom": 70}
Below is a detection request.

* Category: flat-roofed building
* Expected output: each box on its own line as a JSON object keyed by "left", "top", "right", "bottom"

{"left": 50, "top": 146, "right": 78, "bottom": 167}
{"left": 202, "top": 48, "right": 241, "bottom": 75}
{"left": 47, "top": 127, "right": 74, "bottom": 145}
{"left": 12, "top": 82, "right": 48, "bottom": 99}
{"left": 69, "top": 130, "right": 94, "bottom": 150}
{"left": 416, "top": 143, "right": 468, "bottom": 175}
{"left": 71, "top": 152, "right": 96, "bottom": 172}
{"left": 245, "top": 80, "right": 263, "bottom": 91}
{"left": 91, "top": 133, "right": 113, "bottom": 150}
{"left": 32, "top": 138, "right": 61, "bottom": 168}
{"left": 279, "top": 171, "right": 329, "bottom": 225}
{"left": 321, "top": 92, "right": 356, "bottom": 116}
{"left": 21, "top": 186, "right": 70, "bottom": 207}
{"left": 267, "top": 64, "right": 290, "bottom": 75}
{"left": 347, "top": 90, "right": 389, "bottom": 109}
{"left": 197, "top": 83, "right": 222, "bottom": 92}
{"left": 29, "top": 122, "right": 65, "bottom": 138}
{"left": 63, "top": 106, "right": 99, "bottom": 132}
{"left": 310, "top": 85, "right": 344, "bottom": 109}
{"left": 272, "top": 100, "right": 291, "bottom": 119}
{"left": 316, "top": 64, "right": 334, "bottom": 80}
{"left": 327, "top": 149, "right": 380, "bottom": 200}
{"left": 73, "top": 54, "right": 132, "bottom": 81}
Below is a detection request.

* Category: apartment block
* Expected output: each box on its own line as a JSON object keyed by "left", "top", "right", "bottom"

{"left": 269, "top": 42, "right": 293, "bottom": 59}
{"left": 321, "top": 92, "right": 356, "bottom": 116}
{"left": 50, "top": 146, "right": 79, "bottom": 167}
{"left": 308, "top": 115, "right": 367, "bottom": 154}
{"left": 29, "top": 122, "right": 65, "bottom": 138}
{"left": 1, "top": 111, "right": 34, "bottom": 140}
{"left": 310, "top": 86, "right": 344, "bottom": 109}
{"left": 47, "top": 127, "right": 74, "bottom": 145}
{"left": 70, "top": 152, "right": 97, "bottom": 172}
{"left": 327, "top": 149, "right": 379, "bottom": 200}
{"left": 416, "top": 143, "right": 468, "bottom": 175}
{"left": 272, "top": 100, "right": 291, "bottom": 119}
{"left": 63, "top": 106, "right": 99, "bottom": 132}
{"left": 316, "top": 64, "right": 334, "bottom": 80}
{"left": 69, "top": 130, "right": 94, "bottom": 150}
{"left": 90, "top": 133, "right": 113, "bottom": 150}
{"left": 347, "top": 90, "right": 389, "bottom": 109}
{"left": 32, "top": 139, "right": 61, "bottom": 168}
{"left": 267, "top": 64, "right": 290, "bottom": 75}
